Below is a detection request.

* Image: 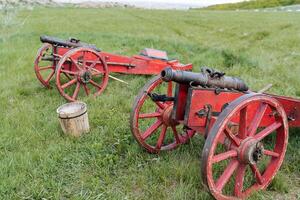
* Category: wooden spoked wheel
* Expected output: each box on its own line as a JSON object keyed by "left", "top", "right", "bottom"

{"left": 201, "top": 93, "right": 288, "bottom": 200}
{"left": 56, "top": 47, "right": 109, "bottom": 102}
{"left": 34, "top": 43, "right": 56, "bottom": 88}
{"left": 130, "top": 76, "right": 196, "bottom": 154}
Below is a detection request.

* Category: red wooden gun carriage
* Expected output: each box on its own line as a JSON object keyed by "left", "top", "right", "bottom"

{"left": 130, "top": 67, "right": 300, "bottom": 199}
{"left": 34, "top": 36, "right": 192, "bottom": 101}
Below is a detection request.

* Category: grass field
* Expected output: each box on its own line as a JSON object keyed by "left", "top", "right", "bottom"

{"left": 203, "top": 0, "right": 300, "bottom": 10}
{"left": 0, "top": 6, "right": 300, "bottom": 199}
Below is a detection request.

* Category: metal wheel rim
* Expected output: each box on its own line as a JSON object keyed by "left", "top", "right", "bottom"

{"left": 55, "top": 47, "right": 109, "bottom": 102}
{"left": 34, "top": 43, "right": 56, "bottom": 88}
{"left": 130, "top": 75, "right": 195, "bottom": 154}
{"left": 201, "top": 93, "right": 288, "bottom": 200}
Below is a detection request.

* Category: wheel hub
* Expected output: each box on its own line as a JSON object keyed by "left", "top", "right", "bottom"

{"left": 161, "top": 105, "right": 178, "bottom": 126}
{"left": 238, "top": 138, "right": 264, "bottom": 164}
{"left": 252, "top": 142, "right": 264, "bottom": 163}
{"left": 80, "top": 71, "right": 92, "bottom": 83}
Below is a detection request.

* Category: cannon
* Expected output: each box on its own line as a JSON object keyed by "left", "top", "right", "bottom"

{"left": 130, "top": 67, "right": 300, "bottom": 199}
{"left": 40, "top": 35, "right": 101, "bottom": 52}
{"left": 161, "top": 67, "right": 249, "bottom": 91}
{"left": 34, "top": 35, "right": 192, "bottom": 101}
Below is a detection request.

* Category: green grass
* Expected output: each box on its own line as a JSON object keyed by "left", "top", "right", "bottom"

{"left": 202, "top": 0, "right": 300, "bottom": 10}
{"left": 0, "top": 6, "right": 300, "bottom": 199}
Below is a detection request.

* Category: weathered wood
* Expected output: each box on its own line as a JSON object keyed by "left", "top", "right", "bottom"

{"left": 57, "top": 102, "right": 90, "bottom": 137}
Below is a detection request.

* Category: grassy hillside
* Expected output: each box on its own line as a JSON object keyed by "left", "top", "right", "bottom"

{"left": 204, "top": 0, "right": 300, "bottom": 10}
{"left": 0, "top": 7, "right": 300, "bottom": 199}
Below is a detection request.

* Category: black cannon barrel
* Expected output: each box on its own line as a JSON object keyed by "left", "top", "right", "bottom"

{"left": 161, "top": 67, "right": 249, "bottom": 91}
{"left": 40, "top": 35, "right": 101, "bottom": 52}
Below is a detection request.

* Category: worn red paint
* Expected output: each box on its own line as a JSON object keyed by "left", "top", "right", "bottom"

{"left": 34, "top": 37, "right": 192, "bottom": 101}
{"left": 131, "top": 70, "right": 299, "bottom": 199}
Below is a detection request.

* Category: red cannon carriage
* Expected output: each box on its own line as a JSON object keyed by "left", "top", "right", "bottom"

{"left": 130, "top": 67, "right": 300, "bottom": 199}
{"left": 34, "top": 35, "right": 192, "bottom": 101}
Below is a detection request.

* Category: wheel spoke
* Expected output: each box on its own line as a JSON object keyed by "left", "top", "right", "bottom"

{"left": 238, "top": 107, "right": 247, "bottom": 139}
{"left": 61, "top": 69, "right": 78, "bottom": 76}
{"left": 61, "top": 78, "right": 77, "bottom": 89}
{"left": 167, "top": 81, "right": 173, "bottom": 96}
{"left": 82, "top": 50, "right": 86, "bottom": 67}
{"left": 39, "top": 65, "right": 53, "bottom": 71}
{"left": 63, "top": 72, "right": 72, "bottom": 80}
{"left": 45, "top": 70, "right": 55, "bottom": 83}
{"left": 69, "top": 57, "right": 82, "bottom": 70}
{"left": 234, "top": 164, "right": 247, "bottom": 197}
{"left": 215, "top": 159, "right": 239, "bottom": 191}
{"left": 146, "top": 93, "right": 167, "bottom": 109}
{"left": 263, "top": 149, "right": 280, "bottom": 158}
{"left": 139, "top": 112, "right": 161, "bottom": 119}
{"left": 141, "top": 120, "right": 163, "bottom": 140}
{"left": 83, "top": 84, "right": 90, "bottom": 95}
{"left": 171, "top": 126, "right": 181, "bottom": 144}
{"left": 154, "top": 101, "right": 166, "bottom": 110}
{"left": 165, "top": 82, "right": 173, "bottom": 105}
{"left": 248, "top": 103, "right": 268, "bottom": 136}
{"left": 72, "top": 82, "right": 80, "bottom": 100}
{"left": 53, "top": 53, "right": 62, "bottom": 58}
{"left": 250, "top": 164, "right": 263, "bottom": 185}
{"left": 254, "top": 121, "right": 282, "bottom": 141}
{"left": 224, "top": 128, "right": 241, "bottom": 146}
{"left": 156, "top": 125, "right": 167, "bottom": 150}
{"left": 88, "top": 61, "right": 98, "bottom": 70}
{"left": 212, "top": 150, "right": 238, "bottom": 164}
{"left": 90, "top": 67, "right": 103, "bottom": 76}
{"left": 90, "top": 79, "right": 102, "bottom": 89}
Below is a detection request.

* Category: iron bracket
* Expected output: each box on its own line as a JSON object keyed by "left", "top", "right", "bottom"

{"left": 147, "top": 92, "right": 175, "bottom": 102}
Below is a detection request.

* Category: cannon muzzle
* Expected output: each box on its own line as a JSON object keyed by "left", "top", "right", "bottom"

{"left": 161, "top": 67, "right": 248, "bottom": 92}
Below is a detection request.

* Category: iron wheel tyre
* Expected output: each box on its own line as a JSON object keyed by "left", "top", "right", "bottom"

{"left": 201, "top": 93, "right": 288, "bottom": 199}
